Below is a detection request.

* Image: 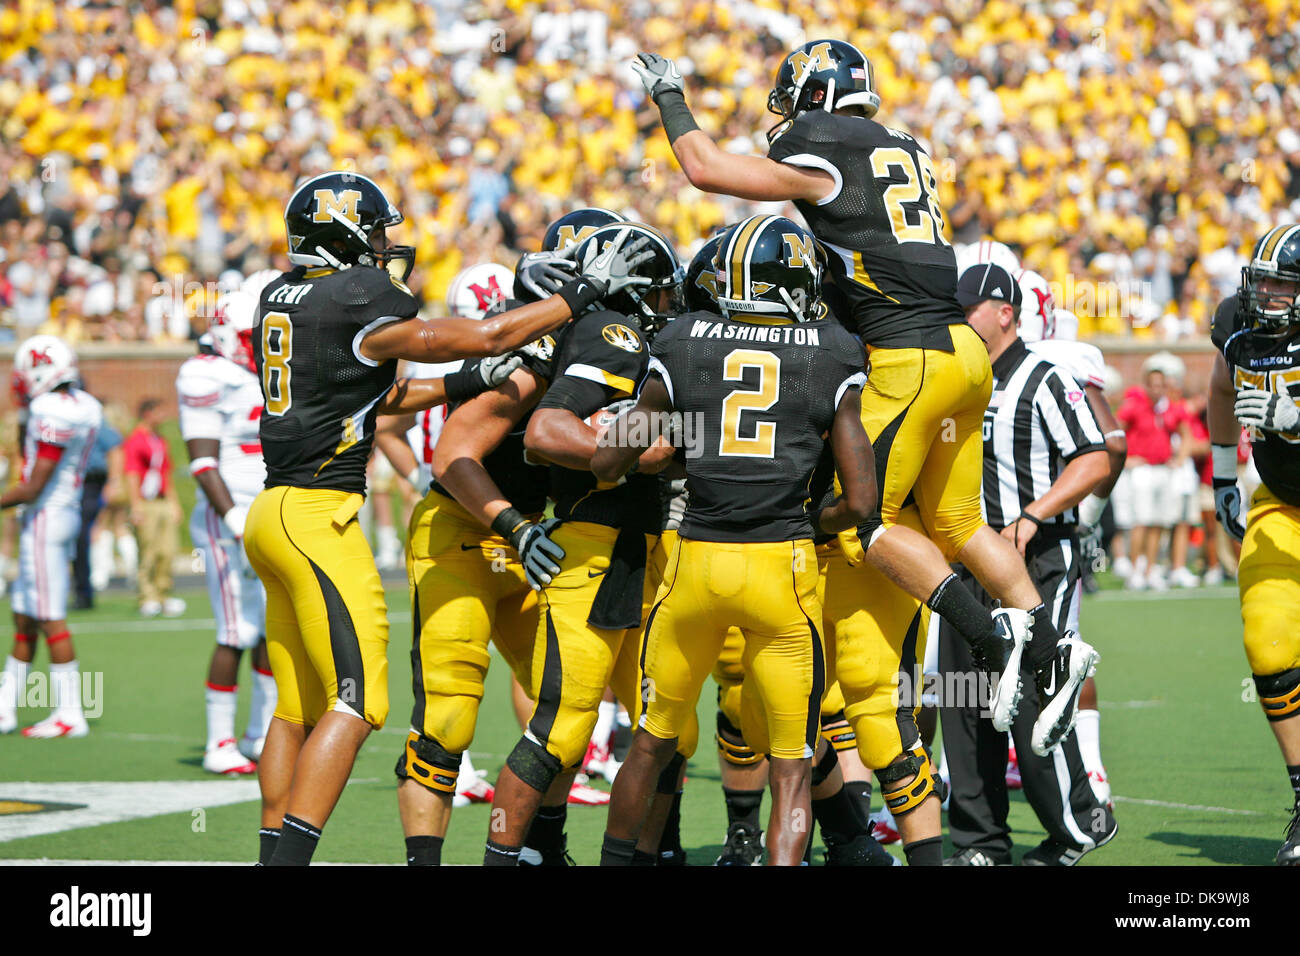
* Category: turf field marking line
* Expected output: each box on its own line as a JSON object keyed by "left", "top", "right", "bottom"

{"left": 1111, "top": 795, "right": 1267, "bottom": 816}
{"left": 1088, "top": 587, "right": 1238, "bottom": 603}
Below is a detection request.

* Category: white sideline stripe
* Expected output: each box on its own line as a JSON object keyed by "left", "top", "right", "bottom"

{"left": 69, "top": 611, "right": 413, "bottom": 634}
{"left": 1111, "top": 795, "right": 1267, "bottom": 816}
{"left": 1088, "top": 586, "right": 1238, "bottom": 602}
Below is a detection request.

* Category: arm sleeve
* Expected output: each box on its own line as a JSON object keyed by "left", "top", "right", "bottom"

{"left": 1037, "top": 368, "right": 1106, "bottom": 460}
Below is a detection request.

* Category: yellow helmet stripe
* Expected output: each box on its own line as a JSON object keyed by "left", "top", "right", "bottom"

{"left": 726, "top": 216, "right": 768, "bottom": 300}
{"left": 1259, "top": 224, "right": 1300, "bottom": 264}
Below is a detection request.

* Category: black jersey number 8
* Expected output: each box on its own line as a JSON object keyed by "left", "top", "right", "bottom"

{"left": 261, "top": 311, "right": 293, "bottom": 416}
{"left": 719, "top": 349, "right": 780, "bottom": 458}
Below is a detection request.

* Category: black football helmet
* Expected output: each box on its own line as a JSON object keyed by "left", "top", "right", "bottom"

{"left": 570, "top": 222, "right": 684, "bottom": 335}
{"left": 543, "top": 207, "right": 627, "bottom": 253}
{"left": 284, "top": 171, "right": 414, "bottom": 280}
{"left": 714, "top": 215, "right": 822, "bottom": 323}
{"left": 1242, "top": 224, "right": 1300, "bottom": 334}
{"left": 766, "top": 39, "right": 880, "bottom": 142}
{"left": 685, "top": 231, "right": 728, "bottom": 314}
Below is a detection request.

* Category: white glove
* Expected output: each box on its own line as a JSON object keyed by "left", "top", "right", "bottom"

{"left": 576, "top": 227, "right": 654, "bottom": 300}
{"left": 1235, "top": 388, "right": 1300, "bottom": 436}
{"left": 1213, "top": 481, "right": 1246, "bottom": 542}
{"left": 631, "top": 52, "right": 685, "bottom": 101}
{"left": 478, "top": 352, "right": 525, "bottom": 389}
{"left": 221, "top": 504, "right": 248, "bottom": 539}
{"left": 516, "top": 252, "right": 579, "bottom": 301}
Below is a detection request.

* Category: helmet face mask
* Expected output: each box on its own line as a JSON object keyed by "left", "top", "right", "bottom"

{"left": 1242, "top": 267, "right": 1300, "bottom": 335}
{"left": 713, "top": 215, "right": 823, "bottom": 323}
{"left": 284, "top": 171, "right": 415, "bottom": 281}
{"left": 766, "top": 39, "right": 880, "bottom": 142}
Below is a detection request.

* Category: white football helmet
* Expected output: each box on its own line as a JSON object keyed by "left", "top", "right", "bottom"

{"left": 447, "top": 263, "right": 513, "bottom": 319}
{"left": 1016, "top": 269, "right": 1056, "bottom": 342}
{"left": 14, "top": 335, "right": 78, "bottom": 399}
{"left": 241, "top": 268, "right": 281, "bottom": 301}
{"left": 1052, "top": 307, "right": 1080, "bottom": 341}
{"left": 210, "top": 290, "right": 258, "bottom": 372}
{"left": 955, "top": 239, "right": 1021, "bottom": 278}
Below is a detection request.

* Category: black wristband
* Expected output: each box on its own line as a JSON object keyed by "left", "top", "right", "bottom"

{"left": 490, "top": 506, "right": 529, "bottom": 546}
{"left": 1018, "top": 512, "right": 1043, "bottom": 529}
{"left": 656, "top": 90, "right": 700, "bottom": 144}
{"left": 556, "top": 278, "right": 603, "bottom": 315}
{"left": 442, "top": 364, "right": 485, "bottom": 404}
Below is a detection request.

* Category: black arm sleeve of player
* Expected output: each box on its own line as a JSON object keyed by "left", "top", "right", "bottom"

{"left": 536, "top": 375, "right": 609, "bottom": 417}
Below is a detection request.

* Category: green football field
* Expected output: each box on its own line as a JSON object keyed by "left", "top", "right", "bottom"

{"left": 0, "top": 577, "right": 1287, "bottom": 866}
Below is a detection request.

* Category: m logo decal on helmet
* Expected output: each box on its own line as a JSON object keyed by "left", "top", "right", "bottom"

{"left": 601, "top": 324, "right": 643, "bottom": 353}
{"left": 555, "top": 225, "right": 600, "bottom": 250}
{"left": 783, "top": 233, "right": 815, "bottom": 269}
{"left": 469, "top": 276, "right": 506, "bottom": 312}
{"left": 312, "top": 189, "right": 362, "bottom": 225}
{"left": 30, "top": 348, "right": 52, "bottom": 367}
{"left": 790, "top": 41, "right": 835, "bottom": 79}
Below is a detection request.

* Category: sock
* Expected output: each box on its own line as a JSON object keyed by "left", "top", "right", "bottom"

{"left": 599, "top": 833, "right": 637, "bottom": 866}
{"left": 405, "top": 835, "right": 443, "bottom": 866}
{"left": 593, "top": 699, "right": 616, "bottom": 750}
{"left": 723, "top": 787, "right": 764, "bottom": 829}
{"left": 524, "top": 804, "right": 567, "bottom": 857}
{"left": 1288, "top": 765, "right": 1300, "bottom": 802}
{"left": 1075, "top": 708, "right": 1103, "bottom": 773}
{"left": 50, "top": 659, "right": 82, "bottom": 719}
{"left": 268, "top": 814, "right": 321, "bottom": 866}
{"left": 91, "top": 532, "right": 114, "bottom": 589}
{"left": 484, "top": 839, "right": 521, "bottom": 867}
{"left": 631, "top": 849, "right": 658, "bottom": 865}
{"left": 246, "top": 667, "right": 276, "bottom": 741}
{"left": 1, "top": 655, "right": 29, "bottom": 713}
{"left": 843, "top": 779, "right": 872, "bottom": 825}
{"left": 258, "top": 827, "right": 280, "bottom": 865}
{"left": 205, "top": 682, "right": 237, "bottom": 750}
{"left": 1026, "top": 604, "right": 1061, "bottom": 669}
{"left": 659, "top": 791, "right": 684, "bottom": 857}
{"left": 926, "top": 574, "right": 995, "bottom": 648}
{"left": 812, "top": 784, "right": 866, "bottom": 841}
{"left": 903, "top": 836, "right": 943, "bottom": 866}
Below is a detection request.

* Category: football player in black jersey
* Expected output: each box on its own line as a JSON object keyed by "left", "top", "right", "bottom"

{"left": 594, "top": 216, "right": 876, "bottom": 865}
{"left": 243, "top": 171, "right": 645, "bottom": 865}
{"left": 482, "top": 223, "right": 682, "bottom": 866}
{"left": 1208, "top": 224, "right": 1300, "bottom": 865}
{"left": 632, "top": 40, "right": 1082, "bottom": 754}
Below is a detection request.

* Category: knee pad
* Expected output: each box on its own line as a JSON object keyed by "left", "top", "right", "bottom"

{"left": 810, "top": 743, "right": 839, "bottom": 788}
{"left": 875, "top": 746, "right": 935, "bottom": 818}
{"left": 394, "top": 731, "right": 460, "bottom": 794}
{"left": 819, "top": 710, "right": 856, "bottom": 752}
{"left": 506, "top": 735, "right": 564, "bottom": 794}
{"left": 716, "top": 710, "right": 762, "bottom": 766}
{"left": 1255, "top": 668, "right": 1300, "bottom": 722}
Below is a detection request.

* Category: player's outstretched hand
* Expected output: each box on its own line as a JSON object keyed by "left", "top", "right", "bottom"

{"left": 631, "top": 52, "right": 684, "bottom": 102}
{"left": 477, "top": 352, "right": 525, "bottom": 389}
{"left": 1213, "top": 480, "right": 1246, "bottom": 542}
{"left": 517, "top": 251, "right": 579, "bottom": 301}
{"left": 576, "top": 227, "right": 653, "bottom": 301}
{"left": 1235, "top": 387, "right": 1300, "bottom": 436}
{"left": 512, "top": 517, "right": 566, "bottom": 591}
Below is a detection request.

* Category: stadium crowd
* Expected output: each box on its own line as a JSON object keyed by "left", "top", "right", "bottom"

{"left": 2, "top": 0, "right": 1300, "bottom": 345}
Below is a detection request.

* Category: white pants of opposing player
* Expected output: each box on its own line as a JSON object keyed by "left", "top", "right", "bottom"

{"left": 12, "top": 506, "right": 79, "bottom": 621}
{"left": 191, "top": 500, "right": 265, "bottom": 649}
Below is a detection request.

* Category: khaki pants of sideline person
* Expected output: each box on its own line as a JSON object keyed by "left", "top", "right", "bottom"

{"left": 135, "top": 499, "right": 177, "bottom": 607}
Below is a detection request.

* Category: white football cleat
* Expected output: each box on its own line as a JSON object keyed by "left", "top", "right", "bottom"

{"left": 139, "top": 600, "right": 163, "bottom": 618}
{"left": 567, "top": 780, "right": 610, "bottom": 806}
{"left": 1088, "top": 768, "right": 1113, "bottom": 810}
{"left": 452, "top": 769, "right": 495, "bottom": 808}
{"left": 1201, "top": 566, "right": 1225, "bottom": 586}
{"left": 1169, "top": 567, "right": 1199, "bottom": 589}
{"left": 238, "top": 734, "right": 265, "bottom": 763}
{"left": 869, "top": 812, "right": 900, "bottom": 845}
{"left": 984, "top": 608, "right": 1032, "bottom": 733}
{"left": 204, "top": 738, "right": 257, "bottom": 775}
{"left": 1031, "top": 633, "right": 1100, "bottom": 757}
{"left": 22, "top": 713, "right": 89, "bottom": 738}
{"left": 162, "top": 597, "right": 187, "bottom": 617}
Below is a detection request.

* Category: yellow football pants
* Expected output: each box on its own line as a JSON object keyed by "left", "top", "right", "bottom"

{"left": 1239, "top": 484, "right": 1300, "bottom": 679}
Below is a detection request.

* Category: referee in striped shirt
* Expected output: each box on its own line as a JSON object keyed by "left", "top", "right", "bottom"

{"left": 940, "top": 263, "right": 1117, "bottom": 865}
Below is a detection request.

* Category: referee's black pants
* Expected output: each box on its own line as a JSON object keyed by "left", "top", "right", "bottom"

{"left": 939, "top": 531, "right": 1115, "bottom": 859}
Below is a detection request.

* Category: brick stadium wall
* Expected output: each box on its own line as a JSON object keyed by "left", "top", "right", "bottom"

{"left": 0, "top": 339, "right": 1218, "bottom": 418}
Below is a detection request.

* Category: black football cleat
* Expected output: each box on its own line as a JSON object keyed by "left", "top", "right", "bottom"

{"left": 823, "top": 830, "right": 900, "bottom": 866}
{"left": 1277, "top": 798, "right": 1300, "bottom": 866}
{"left": 715, "top": 822, "right": 763, "bottom": 866}
{"left": 944, "top": 847, "right": 1009, "bottom": 866}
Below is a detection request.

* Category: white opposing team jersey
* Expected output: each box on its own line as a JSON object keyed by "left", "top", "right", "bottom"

{"left": 176, "top": 354, "right": 266, "bottom": 501}
{"left": 23, "top": 388, "right": 103, "bottom": 512}
{"left": 1028, "top": 339, "right": 1106, "bottom": 390}
{"left": 404, "top": 360, "right": 461, "bottom": 489}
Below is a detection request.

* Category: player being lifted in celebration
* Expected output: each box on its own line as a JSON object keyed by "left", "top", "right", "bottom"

{"left": 1209, "top": 224, "right": 1300, "bottom": 865}
{"left": 177, "top": 290, "right": 276, "bottom": 776}
{"left": 632, "top": 40, "right": 1086, "bottom": 750}
{"left": 594, "top": 216, "right": 876, "bottom": 865}
{"left": 245, "top": 171, "right": 641, "bottom": 865}
{"left": 0, "top": 337, "right": 102, "bottom": 738}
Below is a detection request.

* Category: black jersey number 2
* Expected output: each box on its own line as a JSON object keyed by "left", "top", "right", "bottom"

{"left": 261, "top": 311, "right": 293, "bottom": 416}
